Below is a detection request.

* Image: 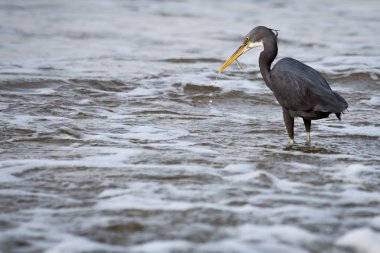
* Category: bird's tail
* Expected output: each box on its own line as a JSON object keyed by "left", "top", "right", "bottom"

{"left": 335, "top": 108, "right": 350, "bottom": 121}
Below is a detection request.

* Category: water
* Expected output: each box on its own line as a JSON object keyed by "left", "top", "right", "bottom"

{"left": 1, "top": 0, "right": 380, "bottom": 252}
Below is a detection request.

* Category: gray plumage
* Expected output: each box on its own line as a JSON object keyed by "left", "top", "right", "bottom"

{"left": 271, "top": 57, "right": 348, "bottom": 120}
{"left": 219, "top": 26, "right": 348, "bottom": 143}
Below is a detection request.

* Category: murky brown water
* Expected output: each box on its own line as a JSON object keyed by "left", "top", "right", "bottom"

{"left": 1, "top": 0, "right": 380, "bottom": 253}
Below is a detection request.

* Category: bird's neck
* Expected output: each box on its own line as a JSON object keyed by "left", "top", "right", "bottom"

{"left": 259, "top": 40, "right": 278, "bottom": 90}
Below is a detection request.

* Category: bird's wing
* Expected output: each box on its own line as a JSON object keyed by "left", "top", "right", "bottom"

{"left": 270, "top": 58, "right": 347, "bottom": 113}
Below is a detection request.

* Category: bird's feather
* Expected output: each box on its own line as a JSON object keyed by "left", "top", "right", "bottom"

{"left": 270, "top": 57, "right": 348, "bottom": 114}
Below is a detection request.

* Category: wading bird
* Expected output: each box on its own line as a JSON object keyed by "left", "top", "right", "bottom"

{"left": 219, "top": 26, "right": 348, "bottom": 144}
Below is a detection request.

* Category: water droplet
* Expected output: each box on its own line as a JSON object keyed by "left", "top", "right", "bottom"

{"left": 215, "top": 73, "right": 219, "bottom": 85}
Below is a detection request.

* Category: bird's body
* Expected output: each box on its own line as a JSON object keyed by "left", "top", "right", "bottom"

{"left": 271, "top": 57, "right": 347, "bottom": 120}
{"left": 219, "top": 26, "right": 348, "bottom": 144}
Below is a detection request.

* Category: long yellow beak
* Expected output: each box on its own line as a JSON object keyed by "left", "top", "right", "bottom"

{"left": 219, "top": 43, "right": 250, "bottom": 74}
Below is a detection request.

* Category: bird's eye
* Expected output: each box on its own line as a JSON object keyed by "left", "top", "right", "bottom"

{"left": 245, "top": 37, "right": 250, "bottom": 43}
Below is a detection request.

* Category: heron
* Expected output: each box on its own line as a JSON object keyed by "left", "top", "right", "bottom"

{"left": 218, "top": 26, "right": 348, "bottom": 144}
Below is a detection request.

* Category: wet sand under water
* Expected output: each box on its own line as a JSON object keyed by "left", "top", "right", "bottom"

{"left": 1, "top": 0, "right": 380, "bottom": 253}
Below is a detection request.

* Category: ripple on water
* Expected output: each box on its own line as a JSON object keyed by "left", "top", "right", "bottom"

{"left": 1, "top": 0, "right": 380, "bottom": 252}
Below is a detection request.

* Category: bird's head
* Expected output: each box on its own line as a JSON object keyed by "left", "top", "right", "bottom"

{"left": 218, "top": 26, "right": 278, "bottom": 74}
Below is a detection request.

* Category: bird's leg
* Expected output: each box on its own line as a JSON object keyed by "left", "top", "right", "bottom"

{"left": 282, "top": 108, "right": 295, "bottom": 144}
{"left": 303, "top": 119, "right": 311, "bottom": 144}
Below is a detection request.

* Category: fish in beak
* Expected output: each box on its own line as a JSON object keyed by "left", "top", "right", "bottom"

{"left": 218, "top": 38, "right": 263, "bottom": 74}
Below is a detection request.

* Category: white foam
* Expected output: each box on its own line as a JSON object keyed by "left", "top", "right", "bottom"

{"left": 318, "top": 124, "right": 380, "bottom": 137}
{"left": 233, "top": 224, "right": 316, "bottom": 243}
{"left": 285, "top": 162, "right": 315, "bottom": 170}
{"left": 0, "top": 167, "right": 24, "bottom": 182}
{"left": 370, "top": 73, "right": 378, "bottom": 81}
{"left": 338, "top": 189, "right": 380, "bottom": 205}
{"left": 314, "top": 56, "right": 380, "bottom": 76}
{"left": 323, "top": 163, "right": 378, "bottom": 184}
{"left": 0, "top": 103, "right": 9, "bottom": 110}
{"left": 45, "top": 235, "right": 113, "bottom": 253}
{"left": 148, "top": 140, "right": 219, "bottom": 154}
{"left": 366, "top": 95, "right": 380, "bottom": 106}
{"left": 336, "top": 228, "right": 380, "bottom": 253}
{"left": 76, "top": 98, "right": 92, "bottom": 105}
{"left": 0, "top": 189, "right": 78, "bottom": 205}
{"left": 197, "top": 225, "right": 316, "bottom": 253}
{"left": 226, "top": 169, "right": 305, "bottom": 192}
{"left": 124, "top": 125, "right": 188, "bottom": 141}
{"left": 96, "top": 193, "right": 194, "bottom": 211}
{"left": 371, "top": 216, "right": 380, "bottom": 229}
{"left": 222, "top": 163, "right": 255, "bottom": 174}
{"left": 96, "top": 179, "right": 262, "bottom": 213}
{"left": 175, "top": 145, "right": 219, "bottom": 154}
{"left": 97, "top": 181, "right": 207, "bottom": 211}
{"left": 268, "top": 205, "right": 332, "bottom": 222}
{"left": 129, "top": 240, "right": 192, "bottom": 253}
{"left": 0, "top": 148, "right": 140, "bottom": 183}
{"left": 2, "top": 114, "right": 66, "bottom": 131}
{"left": 200, "top": 239, "right": 262, "bottom": 253}
{"left": 223, "top": 111, "right": 258, "bottom": 124}
{"left": 128, "top": 225, "right": 316, "bottom": 253}
{"left": 225, "top": 170, "right": 264, "bottom": 182}
{"left": 0, "top": 209, "right": 123, "bottom": 253}
{"left": 1, "top": 1, "right": 380, "bottom": 252}
{"left": 214, "top": 79, "right": 268, "bottom": 94}
{"left": 127, "top": 87, "right": 158, "bottom": 96}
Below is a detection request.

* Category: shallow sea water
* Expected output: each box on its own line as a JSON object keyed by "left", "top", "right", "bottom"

{"left": 1, "top": 0, "right": 380, "bottom": 253}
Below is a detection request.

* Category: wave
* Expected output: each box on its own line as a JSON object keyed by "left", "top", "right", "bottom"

{"left": 160, "top": 58, "right": 223, "bottom": 64}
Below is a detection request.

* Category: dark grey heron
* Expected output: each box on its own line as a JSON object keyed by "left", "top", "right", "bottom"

{"left": 219, "top": 26, "right": 348, "bottom": 144}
